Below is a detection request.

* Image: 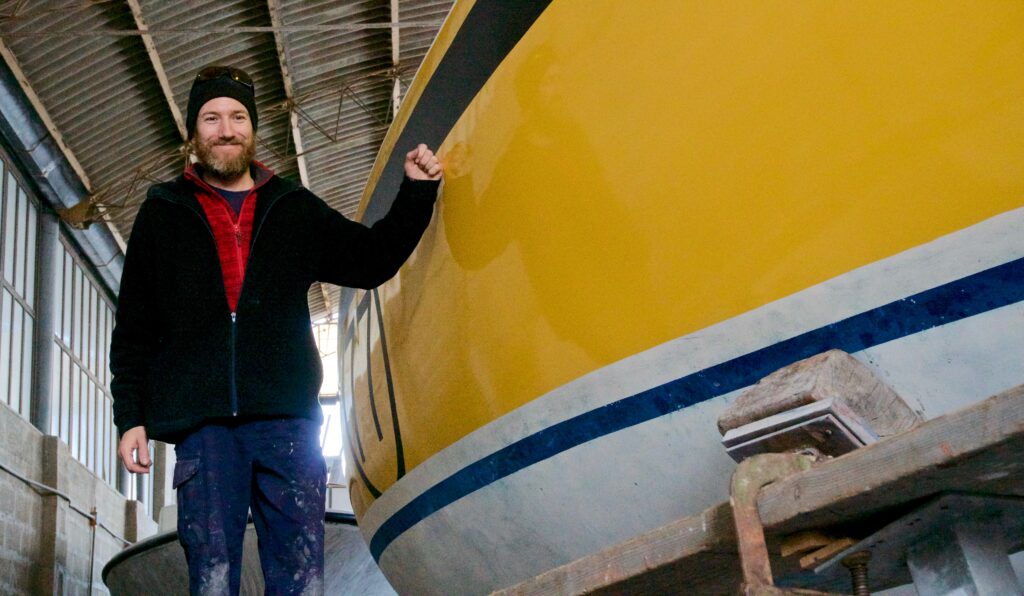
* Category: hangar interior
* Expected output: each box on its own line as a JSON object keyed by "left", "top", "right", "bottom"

{"left": 0, "top": 1, "right": 450, "bottom": 593}
{"left": 3, "top": 2, "right": 1024, "bottom": 595}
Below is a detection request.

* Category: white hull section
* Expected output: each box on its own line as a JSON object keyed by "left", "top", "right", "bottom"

{"left": 364, "top": 208, "right": 1024, "bottom": 595}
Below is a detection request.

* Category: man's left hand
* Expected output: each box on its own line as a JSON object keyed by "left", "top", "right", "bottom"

{"left": 405, "top": 144, "right": 443, "bottom": 181}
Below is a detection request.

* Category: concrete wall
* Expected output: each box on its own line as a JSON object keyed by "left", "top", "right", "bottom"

{"left": 0, "top": 399, "right": 44, "bottom": 594}
{"left": 0, "top": 400, "right": 159, "bottom": 595}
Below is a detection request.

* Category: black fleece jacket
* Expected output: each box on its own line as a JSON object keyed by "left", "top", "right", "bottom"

{"left": 110, "top": 172, "right": 438, "bottom": 443}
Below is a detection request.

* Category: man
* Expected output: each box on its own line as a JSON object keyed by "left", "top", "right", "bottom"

{"left": 110, "top": 64, "right": 442, "bottom": 595}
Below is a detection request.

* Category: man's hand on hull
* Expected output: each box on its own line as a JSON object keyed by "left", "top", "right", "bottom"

{"left": 405, "top": 144, "right": 443, "bottom": 181}
{"left": 119, "top": 425, "right": 152, "bottom": 474}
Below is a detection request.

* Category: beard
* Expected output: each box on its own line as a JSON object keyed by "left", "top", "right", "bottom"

{"left": 193, "top": 135, "right": 256, "bottom": 181}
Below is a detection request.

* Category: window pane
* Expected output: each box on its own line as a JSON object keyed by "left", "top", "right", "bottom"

{"left": 50, "top": 342, "right": 60, "bottom": 433}
{"left": 97, "top": 306, "right": 105, "bottom": 386}
{"left": 60, "top": 352, "right": 71, "bottom": 444}
{"left": 82, "top": 379, "right": 90, "bottom": 469}
{"left": 110, "top": 424, "right": 117, "bottom": 489}
{"left": 9, "top": 301, "right": 22, "bottom": 415}
{"left": 24, "top": 193, "right": 36, "bottom": 307}
{"left": 69, "top": 368, "right": 77, "bottom": 462}
{"left": 80, "top": 376, "right": 88, "bottom": 468}
{"left": 91, "top": 287, "right": 99, "bottom": 375}
{"left": 85, "top": 286, "right": 94, "bottom": 372}
{"left": 0, "top": 289, "right": 10, "bottom": 407}
{"left": 2, "top": 174, "right": 15, "bottom": 284}
{"left": 79, "top": 369, "right": 88, "bottom": 462}
{"left": 106, "top": 306, "right": 113, "bottom": 386}
{"left": 87, "top": 381, "right": 95, "bottom": 470}
{"left": 20, "top": 309, "right": 32, "bottom": 418}
{"left": 102, "top": 402, "right": 110, "bottom": 483}
{"left": 100, "top": 306, "right": 109, "bottom": 386}
{"left": 103, "top": 303, "right": 111, "bottom": 370}
{"left": 14, "top": 189, "right": 26, "bottom": 298}
{"left": 92, "top": 384, "right": 100, "bottom": 472}
{"left": 97, "top": 397, "right": 104, "bottom": 482}
{"left": 74, "top": 266, "right": 83, "bottom": 358}
{"left": 61, "top": 251, "right": 71, "bottom": 344}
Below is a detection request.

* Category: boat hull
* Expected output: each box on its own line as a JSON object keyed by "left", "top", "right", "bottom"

{"left": 341, "top": 1, "right": 1024, "bottom": 593}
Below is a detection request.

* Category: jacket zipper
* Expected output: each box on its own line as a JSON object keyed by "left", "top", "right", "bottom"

{"left": 153, "top": 185, "right": 296, "bottom": 418}
{"left": 226, "top": 191, "right": 291, "bottom": 417}
{"left": 230, "top": 312, "right": 238, "bottom": 416}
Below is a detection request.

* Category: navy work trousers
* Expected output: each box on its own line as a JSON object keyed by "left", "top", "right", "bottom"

{"left": 173, "top": 418, "right": 327, "bottom": 595}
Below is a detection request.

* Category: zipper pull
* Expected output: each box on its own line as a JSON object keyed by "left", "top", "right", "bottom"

{"left": 234, "top": 225, "right": 242, "bottom": 247}
{"left": 231, "top": 312, "right": 237, "bottom": 323}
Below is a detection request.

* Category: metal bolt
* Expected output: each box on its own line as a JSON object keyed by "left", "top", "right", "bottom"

{"left": 841, "top": 550, "right": 872, "bottom": 596}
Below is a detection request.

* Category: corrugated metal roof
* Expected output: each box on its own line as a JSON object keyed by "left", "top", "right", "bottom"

{"left": 0, "top": 0, "right": 453, "bottom": 321}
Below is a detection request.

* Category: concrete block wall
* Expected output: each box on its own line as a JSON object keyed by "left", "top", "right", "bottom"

{"left": 0, "top": 400, "right": 160, "bottom": 595}
{"left": 0, "top": 400, "right": 44, "bottom": 595}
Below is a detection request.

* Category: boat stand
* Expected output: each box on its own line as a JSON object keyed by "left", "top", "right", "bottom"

{"left": 495, "top": 364, "right": 1024, "bottom": 595}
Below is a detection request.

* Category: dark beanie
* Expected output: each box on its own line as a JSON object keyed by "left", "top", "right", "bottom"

{"left": 185, "top": 65, "right": 258, "bottom": 139}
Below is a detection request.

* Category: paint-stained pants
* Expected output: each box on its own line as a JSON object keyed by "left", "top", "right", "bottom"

{"left": 173, "top": 418, "right": 326, "bottom": 596}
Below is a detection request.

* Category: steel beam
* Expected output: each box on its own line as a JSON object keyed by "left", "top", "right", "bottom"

{"left": 0, "top": 38, "right": 92, "bottom": 190}
{"left": 126, "top": 0, "right": 188, "bottom": 141}
{"left": 0, "top": 37, "right": 129, "bottom": 252}
{"left": 266, "top": 0, "right": 308, "bottom": 186}
{"left": 320, "top": 283, "right": 333, "bottom": 322}
{"left": 268, "top": 0, "right": 339, "bottom": 321}
{"left": 0, "top": 22, "right": 444, "bottom": 38}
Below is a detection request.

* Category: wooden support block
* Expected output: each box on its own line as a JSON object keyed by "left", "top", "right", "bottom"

{"left": 779, "top": 531, "right": 839, "bottom": 559}
{"left": 718, "top": 349, "right": 920, "bottom": 439}
{"left": 496, "top": 383, "right": 1024, "bottom": 595}
{"left": 798, "top": 538, "right": 856, "bottom": 570}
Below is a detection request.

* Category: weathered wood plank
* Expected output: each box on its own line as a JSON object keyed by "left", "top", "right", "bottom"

{"left": 496, "top": 383, "right": 1024, "bottom": 595}
{"left": 759, "top": 383, "right": 1024, "bottom": 531}
{"left": 493, "top": 503, "right": 742, "bottom": 596}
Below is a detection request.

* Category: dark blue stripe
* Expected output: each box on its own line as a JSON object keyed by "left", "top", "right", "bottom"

{"left": 373, "top": 288, "right": 406, "bottom": 478}
{"left": 369, "top": 256, "right": 1024, "bottom": 561}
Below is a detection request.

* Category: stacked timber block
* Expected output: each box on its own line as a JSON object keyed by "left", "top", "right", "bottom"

{"left": 718, "top": 350, "right": 921, "bottom": 461}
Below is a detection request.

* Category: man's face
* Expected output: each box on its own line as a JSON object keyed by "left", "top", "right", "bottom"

{"left": 193, "top": 97, "right": 256, "bottom": 180}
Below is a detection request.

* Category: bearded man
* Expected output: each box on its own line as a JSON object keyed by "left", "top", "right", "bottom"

{"left": 109, "top": 64, "right": 442, "bottom": 595}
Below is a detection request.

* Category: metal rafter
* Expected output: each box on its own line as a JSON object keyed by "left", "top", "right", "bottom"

{"left": 266, "top": 0, "right": 308, "bottom": 187}
{"left": 0, "top": 38, "right": 92, "bottom": 190}
{"left": 0, "top": 22, "right": 445, "bottom": 38}
{"left": 0, "top": 37, "right": 127, "bottom": 251}
{"left": 126, "top": 0, "right": 188, "bottom": 142}
{"left": 319, "top": 283, "right": 333, "bottom": 321}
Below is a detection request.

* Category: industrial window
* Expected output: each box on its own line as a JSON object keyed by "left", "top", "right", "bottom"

{"left": 0, "top": 141, "right": 145, "bottom": 506}
{"left": 0, "top": 154, "right": 38, "bottom": 421}
{"left": 50, "top": 239, "right": 119, "bottom": 491}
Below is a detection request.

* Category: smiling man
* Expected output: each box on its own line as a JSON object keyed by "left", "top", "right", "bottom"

{"left": 109, "top": 64, "right": 442, "bottom": 595}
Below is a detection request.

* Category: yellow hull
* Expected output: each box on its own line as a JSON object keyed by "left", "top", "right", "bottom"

{"left": 341, "top": 1, "right": 1024, "bottom": 591}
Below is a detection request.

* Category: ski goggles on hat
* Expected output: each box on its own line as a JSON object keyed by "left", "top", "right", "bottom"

{"left": 195, "top": 65, "right": 254, "bottom": 90}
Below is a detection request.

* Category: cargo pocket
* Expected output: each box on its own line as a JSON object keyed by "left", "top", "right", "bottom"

{"left": 173, "top": 458, "right": 207, "bottom": 547}
{"left": 172, "top": 458, "right": 200, "bottom": 489}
